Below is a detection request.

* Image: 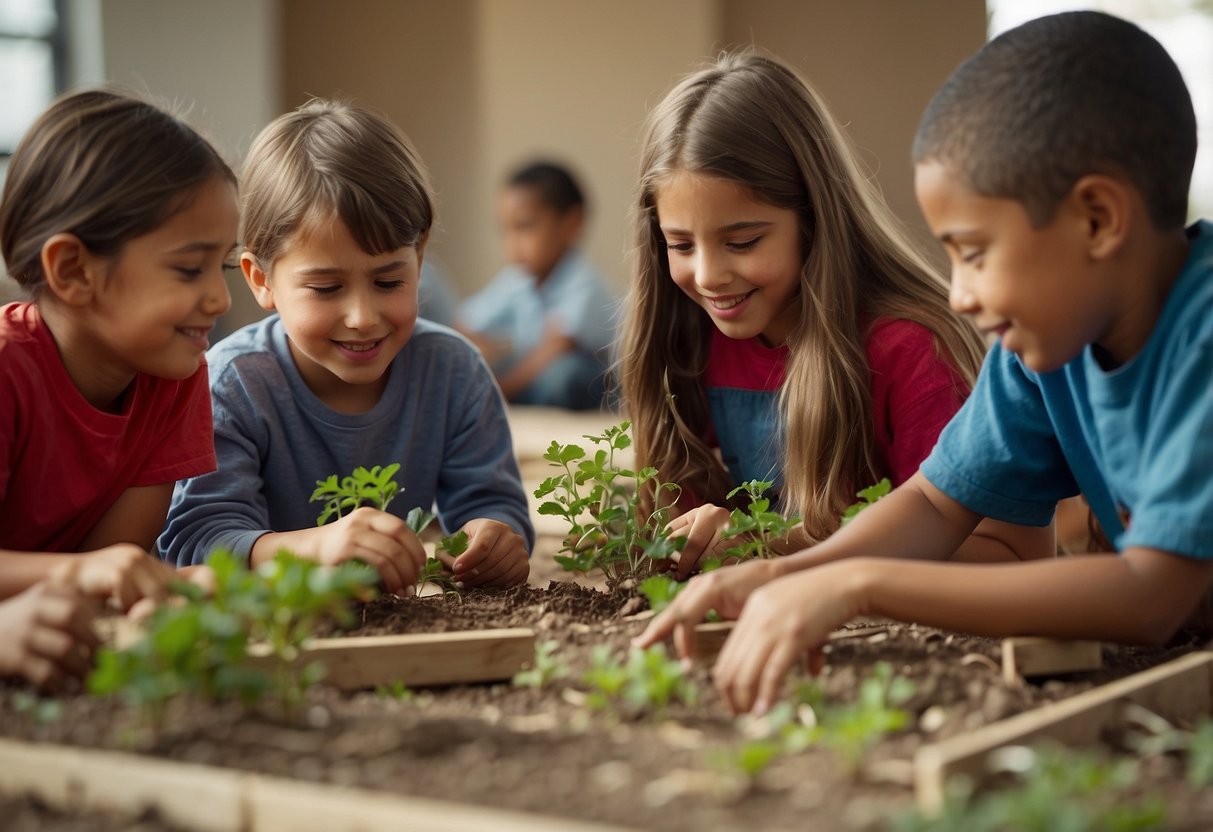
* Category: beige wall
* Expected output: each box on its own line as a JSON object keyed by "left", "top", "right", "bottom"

{"left": 281, "top": 1, "right": 984, "bottom": 303}
{"left": 721, "top": 0, "right": 987, "bottom": 255}
{"left": 282, "top": 0, "right": 721, "bottom": 299}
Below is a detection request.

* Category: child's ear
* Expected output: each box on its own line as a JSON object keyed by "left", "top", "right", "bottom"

{"left": 40, "top": 233, "right": 102, "bottom": 306}
{"left": 1070, "top": 175, "right": 1131, "bottom": 260}
{"left": 240, "top": 252, "right": 276, "bottom": 311}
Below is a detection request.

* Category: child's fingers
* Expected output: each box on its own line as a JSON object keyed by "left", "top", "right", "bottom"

{"left": 20, "top": 654, "right": 65, "bottom": 693}
{"left": 463, "top": 544, "right": 525, "bottom": 587}
{"left": 37, "top": 588, "right": 100, "bottom": 649}
{"left": 30, "top": 626, "right": 93, "bottom": 680}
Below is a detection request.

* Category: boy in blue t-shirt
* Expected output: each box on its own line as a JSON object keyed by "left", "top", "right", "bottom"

{"left": 458, "top": 161, "right": 616, "bottom": 410}
{"left": 638, "top": 11, "right": 1213, "bottom": 715}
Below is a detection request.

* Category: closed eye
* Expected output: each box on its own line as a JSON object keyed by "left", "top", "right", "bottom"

{"left": 665, "top": 241, "right": 693, "bottom": 253}
{"left": 175, "top": 267, "right": 203, "bottom": 280}
{"left": 307, "top": 285, "right": 341, "bottom": 296}
{"left": 727, "top": 237, "right": 761, "bottom": 252}
{"left": 375, "top": 279, "right": 408, "bottom": 291}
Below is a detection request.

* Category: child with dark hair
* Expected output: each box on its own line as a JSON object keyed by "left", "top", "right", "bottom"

{"left": 639, "top": 11, "right": 1213, "bottom": 715}
{"left": 0, "top": 89, "right": 235, "bottom": 609}
{"left": 159, "top": 100, "right": 533, "bottom": 590}
{"left": 458, "top": 161, "right": 616, "bottom": 410}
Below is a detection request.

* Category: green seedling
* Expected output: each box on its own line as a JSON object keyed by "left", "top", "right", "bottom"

{"left": 720, "top": 479, "right": 800, "bottom": 562}
{"left": 375, "top": 680, "right": 414, "bottom": 701}
{"left": 1187, "top": 718, "right": 1213, "bottom": 787}
{"left": 311, "top": 463, "right": 401, "bottom": 525}
{"left": 534, "top": 420, "right": 685, "bottom": 592}
{"left": 800, "top": 661, "right": 914, "bottom": 771}
{"left": 637, "top": 574, "right": 685, "bottom": 613}
{"left": 580, "top": 643, "right": 697, "bottom": 717}
{"left": 840, "top": 477, "right": 891, "bottom": 525}
{"left": 10, "top": 691, "right": 64, "bottom": 724}
{"left": 512, "top": 639, "right": 570, "bottom": 689}
{"left": 406, "top": 508, "right": 467, "bottom": 599}
{"left": 89, "top": 549, "right": 377, "bottom": 723}
{"left": 891, "top": 744, "right": 1167, "bottom": 832}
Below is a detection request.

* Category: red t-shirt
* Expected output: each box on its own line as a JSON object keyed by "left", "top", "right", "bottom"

{"left": 0, "top": 302, "right": 217, "bottom": 552}
{"left": 704, "top": 317, "right": 968, "bottom": 486}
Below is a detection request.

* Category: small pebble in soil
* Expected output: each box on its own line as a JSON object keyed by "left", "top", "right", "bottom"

{"left": 918, "top": 705, "right": 947, "bottom": 733}
{"left": 306, "top": 705, "right": 331, "bottom": 729}
{"left": 590, "top": 760, "right": 632, "bottom": 792}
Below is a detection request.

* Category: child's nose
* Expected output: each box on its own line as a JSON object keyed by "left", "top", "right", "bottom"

{"left": 205, "top": 270, "right": 232, "bottom": 317}
{"left": 693, "top": 250, "right": 731, "bottom": 292}
{"left": 344, "top": 290, "right": 377, "bottom": 330}
{"left": 949, "top": 274, "right": 979, "bottom": 315}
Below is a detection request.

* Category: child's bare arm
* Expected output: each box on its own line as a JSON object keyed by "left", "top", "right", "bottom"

{"left": 713, "top": 545, "right": 1213, "bottom": 714}
{"left": 78, "top": 483, "right": 174, "bottom": 552}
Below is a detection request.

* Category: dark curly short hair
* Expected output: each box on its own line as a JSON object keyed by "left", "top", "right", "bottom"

{"left": 913, "top": 11, "right": 1196, "bottom": 230}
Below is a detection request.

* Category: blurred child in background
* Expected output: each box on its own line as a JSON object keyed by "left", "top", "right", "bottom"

{"left": 459, "top": 161, "right": 616, "bottom": 410}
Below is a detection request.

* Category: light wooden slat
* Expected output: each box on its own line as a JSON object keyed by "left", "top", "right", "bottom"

{"left": 1002, "top": 637, "right": 1103, "bottom": 684}
{"left": 248, "top": 627, "right": 535, "bottom": 689}
{"left": 0, "top": 736, "right": 635, "bottom": 832}
{"left": 915, "top": 650, "right": 1213, "bottom": 815}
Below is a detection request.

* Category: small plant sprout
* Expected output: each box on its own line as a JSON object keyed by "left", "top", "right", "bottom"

{"left": 840, "top": 477, "right": 891, "bottom": 526}
{"left": 311, "top": 463, "right": 401, "bottom": 525}
{"left": 891, "top": 744, "right": 1168, "bottom": 832}
{"left": 718, "top": 479, "right": 800, "bottom": 565}
{"left": 638, "top": 574, "right": 686, "bottom": 614}
{"left": 88, "top": 549, "right": 378, "bottom": 723}
{"left": 512, "top": 639, "right": 570, "bottom": 689}
{"left": 534, "top": 420, "right": 685, "bottom": 592}
{"left": 405, "top": 507, "right": 468, "bottom": 599}
{"left": 375, "top": 680, "right": 413, "bottom": 701}
{"left": 580, "top": 643, "right": 697, "bottom": 717}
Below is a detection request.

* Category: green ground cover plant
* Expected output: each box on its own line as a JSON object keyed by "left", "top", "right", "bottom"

{"left": 88, "top": 550, "right": 377, "bottom": 722}
{"left": 581, "top": 643, "right": 698, "bottom": 716}
{"left": 840, "top": 477, "right": 891, "bottom": 525}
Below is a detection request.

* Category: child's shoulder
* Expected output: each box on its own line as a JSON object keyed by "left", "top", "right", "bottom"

{"left": 205, "top": 315, "right": 285, "bottom": 381}
{"left": 407, "top": 317, "right": 485, "bottom": 362}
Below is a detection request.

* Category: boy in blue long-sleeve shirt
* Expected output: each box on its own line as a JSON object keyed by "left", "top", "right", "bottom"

{"left": 160, "top": 101, "right": 532, "bottom": 591}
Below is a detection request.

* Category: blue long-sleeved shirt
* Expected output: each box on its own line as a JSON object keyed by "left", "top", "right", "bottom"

{"left": 158, "top": 315, "right": 534, "bottom": 565}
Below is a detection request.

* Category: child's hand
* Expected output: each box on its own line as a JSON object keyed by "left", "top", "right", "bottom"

{"left": 77, "top": 544, "right": 178, "bottom": 611}
{"left": 712, "top": 562, "right": 863, "bottom": 715}
{"left": 447, "top": 519, "right": 529, "bottom": 588}
{"left": 633, "top": 556, "right": 782, "bottom": 658}
{"left": 0, "top": 576, "right": 100, "bottom": 691}
{"left": 665, "top": 504, "right": 734, "bottom": 579}
{"left": 312, "top": 507, "right": 426, "bottom": 595}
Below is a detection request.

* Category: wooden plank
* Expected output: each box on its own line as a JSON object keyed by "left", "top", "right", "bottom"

{"left": 0, "top": 738, "right": 245, "bottom": 832}
{"left": 915, "top": 650, "right": 1213, "bottom": 816}
{"left": 248, "top": 773, "right": 635, "bottom": 832}
{"left": 1002, "top": 637, "right": 1103, "bottom": 684}
{"left": 0, "top": 736, "right": 636, "bottom": 832}
{"left": 248, "top": 628, "right": 535, "bottom": 689}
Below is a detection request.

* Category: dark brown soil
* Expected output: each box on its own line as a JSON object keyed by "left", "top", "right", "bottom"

{"left": 1, "top": 580, "right": 1209, "bottom": 832}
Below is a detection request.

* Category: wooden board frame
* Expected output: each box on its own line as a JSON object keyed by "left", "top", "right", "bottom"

{"left": 248, "top": 628, "right": 536, "bottom": 690}
{"left": 0, "top": 737, "right": 634, "bottom": 832}
{"left": 914, "top": 650, "right": 1213, "bottom": 815}
{"left": 1001, "top": 637, "right": 1103, "bottom": 684}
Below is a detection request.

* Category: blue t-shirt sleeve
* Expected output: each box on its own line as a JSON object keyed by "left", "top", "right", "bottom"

{"left": 920, "top": 344, "right": 1076, "bottom": 526}
{"left": 1123, "top": 339, "right": 1213, "bottom": 557}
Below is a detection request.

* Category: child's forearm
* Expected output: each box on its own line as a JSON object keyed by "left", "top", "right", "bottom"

{"left": 249, "top": 529, "right": 316, "bottom": 567}
{"left": 854, "top": 547, "right": 1213, "bottom": 645}
{"left": 767, "top": 472, "right": 979, "bottom": 578}
{"left": 0, "top": 552, "right": 79, "bottom": 599}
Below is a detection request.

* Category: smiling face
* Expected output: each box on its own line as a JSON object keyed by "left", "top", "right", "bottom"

{"left": 84, "top": 175, "right": 236, "bottom": 402}
{"left": 913, "top": 159, "right": 1116, "bottom": 374}
{"left": 654, "top": 172, "right": 803, "bottom": 347}
{"left": 244, "top": 216, "right": 423, "bottom": 413}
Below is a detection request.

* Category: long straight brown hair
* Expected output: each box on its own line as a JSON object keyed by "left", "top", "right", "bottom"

{"left": 619, "top": 52, "right": 985, "bottom": 541}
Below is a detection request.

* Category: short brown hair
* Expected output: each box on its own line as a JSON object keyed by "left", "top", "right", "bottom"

{"left": 240, "top": 100, "right": 434, "bottom": 267}
{"left": 0, "top": 88, "right": 235, "bottom": 294}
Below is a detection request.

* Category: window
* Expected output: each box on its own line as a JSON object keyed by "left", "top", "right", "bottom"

{"left": 0, "top": 0, "right": 65, "bottom": 157}
{"left": 988, "top": 0, "right": 1213, "bottom": 221}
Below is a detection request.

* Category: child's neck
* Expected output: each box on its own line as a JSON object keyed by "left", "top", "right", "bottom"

{"left": 37, "top": 301, "right": 133, "bottom": 412}
{"left": 1098, "top": 226, "right": 1190, "bottom": 369}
